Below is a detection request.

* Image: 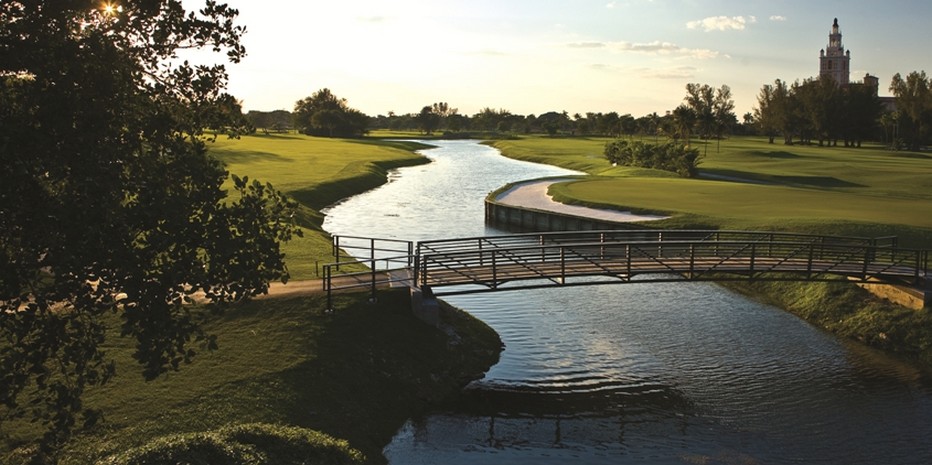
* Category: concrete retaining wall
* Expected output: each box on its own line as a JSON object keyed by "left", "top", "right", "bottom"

{"left": 484, "top": 198, "right": 653, "bottom": 232}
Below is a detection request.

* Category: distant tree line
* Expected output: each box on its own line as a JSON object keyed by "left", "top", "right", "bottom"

{"left": 245, "top": 85, "right": 743, "bottom": 141}
{"left": 753, "top": 76, "right": 881, "bottom": 147}
{"left": 246, "top": 73, "right": 932, "bottom": 153}
{"left": 751, "top": 70, "right": 932, "bottom": 150}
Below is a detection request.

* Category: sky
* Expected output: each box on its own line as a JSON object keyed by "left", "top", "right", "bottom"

{"left": 203, "top": 0, "right": 932, "bottom": 118}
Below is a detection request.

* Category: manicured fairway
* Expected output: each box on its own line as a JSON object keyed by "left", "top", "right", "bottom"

{"left": 493, "top": 137, "right": 932, "bottom": 247}
{"left": 208, "top": 134, "right": 431, "bottom": 279}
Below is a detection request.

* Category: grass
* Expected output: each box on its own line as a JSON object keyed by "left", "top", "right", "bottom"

{"left": 3, "top": 291, "right": 501, "bottom": 464}
{"left": 208, "top": 134, "right": 433, "bottom": 279}
{"left": 491, "top": 136, "right": 932, "bottom": 248}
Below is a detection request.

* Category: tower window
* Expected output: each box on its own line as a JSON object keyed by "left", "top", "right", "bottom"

{"left": 828, "top": 61, "right": 832, "bottom": 70}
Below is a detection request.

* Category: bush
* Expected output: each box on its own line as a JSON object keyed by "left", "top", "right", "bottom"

{"left": 99, "top": 423, "right": 365, "bottom": 465}
{"left": 604, "top": 140, "right": 702, "bottom": 177}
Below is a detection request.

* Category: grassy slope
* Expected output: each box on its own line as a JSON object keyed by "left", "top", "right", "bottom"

{"left": 3, "top": 292, "right": 500, "bottom": 465}
{"left": 209, "top": 134, "right": 432, "bottom": 279}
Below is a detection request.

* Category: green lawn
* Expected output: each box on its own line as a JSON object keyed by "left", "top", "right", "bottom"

{"left": 492, "top": 136, "right": 932, "bottom": 248}
{"left": 208, "top": 134, "right": 433, "bottom": 279}
{"left": 4, "top": 291, "right": 500, "bottom": 465}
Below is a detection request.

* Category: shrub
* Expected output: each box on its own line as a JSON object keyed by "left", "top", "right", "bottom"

{"left": 604, "top": 140, "right": 702, "bottom": 177}
{"left": 99, "top": 423, "right": 365, "bottom": 465}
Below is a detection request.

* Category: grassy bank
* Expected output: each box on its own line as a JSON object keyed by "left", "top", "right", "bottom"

{"left": 208, "top": 134, "right": 433, "bottom": 279}
{"left": 723, "top": 279, "right": 932, "bottom": 365}
{"left": 491, "top": 135, "right": 932, "bottom": 363}
{"left": 3, "top": 290, "right": 501, "bottom": 464}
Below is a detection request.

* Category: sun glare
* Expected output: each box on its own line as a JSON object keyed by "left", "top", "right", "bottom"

{"left": 102, "top": 2, "right": 122, "bottom": 16}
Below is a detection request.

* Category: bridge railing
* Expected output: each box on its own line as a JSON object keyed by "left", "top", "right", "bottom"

{"left": 416, "top": 239, "right": 928, "bottom": 294}
{"left": 416, "top": 230, "right": 878, "bottom": 255}
{"left": 323, "top": 235, "right": 415, "bottom": 310}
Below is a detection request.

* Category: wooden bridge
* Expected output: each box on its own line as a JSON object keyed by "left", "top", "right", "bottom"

{"left": 323, "top": 230, "right": 930, "bottom": 307}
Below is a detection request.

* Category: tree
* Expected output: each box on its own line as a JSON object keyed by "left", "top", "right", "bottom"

{"left": 890, "top": 71, "right": 932, "bottom": 150}
{"left": 415, "top": 105, "right": 442, "bottom": 134}
{"left": 672, "top": 105, "right": 697, "bottom": 145}
{"left": 293, "top": 89, "right": 368, "bottom": 137}
{"left": 0, "top": 1, "right": 300, "bottom": 460}
{"left": 712, "top": 85, "right": 736, "bottom": 151}
{"left": 685, "top": 83, "right": 716, "bottom": 141}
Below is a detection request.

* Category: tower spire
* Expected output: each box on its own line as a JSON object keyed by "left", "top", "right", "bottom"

{"left": 820, "top": 17, "right": 850, "bottom": 85}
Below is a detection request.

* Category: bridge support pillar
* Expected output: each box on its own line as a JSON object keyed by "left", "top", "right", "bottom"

{"left": 410, "top": 286, "right": 440, "bottom": 327}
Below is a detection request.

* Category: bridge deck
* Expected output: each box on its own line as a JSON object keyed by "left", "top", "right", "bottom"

{"left": 323, "top": 231, "right": 929, "bottom": 301}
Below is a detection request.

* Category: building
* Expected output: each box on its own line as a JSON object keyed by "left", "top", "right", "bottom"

{"left": 817, "top": 18, "right": 895, "bottom": 111}
{"left": 819, "top": 18, "right": 851, "bottom": 85}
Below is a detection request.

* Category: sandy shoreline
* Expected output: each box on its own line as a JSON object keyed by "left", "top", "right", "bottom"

{"left": 495, "top": 178, "right": 668, "bottom": 223}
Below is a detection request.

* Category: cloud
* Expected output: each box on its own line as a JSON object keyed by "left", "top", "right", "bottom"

{"left": 568, "top": 42, "right": 607, "bottom": 49}
{"left": 567, "top": 39, "right": 723, "bottom": 61}
{"left": 687, "top": 15, "right": 757, "bottom": 32}
{"left": 769, "top": 15, "right": 787, "bottom": 22}
{"left": 616, "top": 41, "right": 721, "bottom": 59}
{"left": 358, "top": 15, "right": 388, "bottom": 23}
{"left": 606, "top": 1, "right": 616, "bottom": 8}
{"left": 589, "top": 64, "right": 697, "bottom": 80}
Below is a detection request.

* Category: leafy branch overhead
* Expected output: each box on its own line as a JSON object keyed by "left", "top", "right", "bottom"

{"left": 0, "top": 1, "right": 300, "bottom": 460}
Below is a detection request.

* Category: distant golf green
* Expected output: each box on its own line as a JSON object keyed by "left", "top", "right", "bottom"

{"left": 492, "top": 137, "right": 932, "bottom": 247}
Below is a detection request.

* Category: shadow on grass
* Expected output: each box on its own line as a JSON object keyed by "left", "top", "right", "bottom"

{"left": 264, "top": 291, "right": 500, "bottom": 464}
{"left": 746, "top": 150, "right": 804, "bottom": 159}
{"left": 772, "top": 175, "right": 866, "bottom": 188}
{"left": 214, "top": 149, "right": 292, "bottom": 165}
{"left": 701, "top": 169, "right": 865, "bottom": 188}
{"left": 249, "top": 133, "right": 308, "bottom": 141}
{"left": 888, "top": 152, "right": 932, "bottom": 160}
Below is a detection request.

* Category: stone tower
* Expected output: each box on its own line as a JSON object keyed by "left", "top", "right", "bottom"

{"left": 819, "top": 18, "right": 850, "bottom": 85}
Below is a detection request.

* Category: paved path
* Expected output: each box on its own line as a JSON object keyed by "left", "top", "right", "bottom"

{"left": 495, "top": 178, "right": 669, "bottom": 222}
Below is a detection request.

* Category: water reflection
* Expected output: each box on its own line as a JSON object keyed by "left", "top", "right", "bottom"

{"left": 323, "top": 141, "right": 932, "bottom": 465}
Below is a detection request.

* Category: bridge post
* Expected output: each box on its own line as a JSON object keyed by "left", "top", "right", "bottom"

{"left": 688, "top": 244, "right": 695, "bottom": 280}
{"left": 560, "top": 247, "right": 566, "bottom": 284}
{"left": 862, "top": 246, "right": 871, "bottom": 281}
{"left": 324, "top": 264, "right": 333, "bottom": 312}
{"left": 807, "top": 244, "right": 814, "bottom": 279}
{"left": 600, "top": 232, "right": 606, "bottom": 260}
{"left": 658, "top": 231, "right": 663, "bottom": 258}
{"left": 749, "top": 243, "right": 756, "bottom": 278}
{"left": 370, "top": 258, "right": 378, "bottom": 303}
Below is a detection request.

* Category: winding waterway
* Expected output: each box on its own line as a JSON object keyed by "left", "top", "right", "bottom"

{"left": 322, "top": 140, "right": 932, "bottom": 465}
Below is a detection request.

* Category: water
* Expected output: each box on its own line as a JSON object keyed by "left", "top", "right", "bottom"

{"left": 323, "top": 140, "right": 932, "bottom": 465}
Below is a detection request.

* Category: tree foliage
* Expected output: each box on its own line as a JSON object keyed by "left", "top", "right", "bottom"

{"left": 890, "top": 71, "right": 932, "bottom": 150}
{"left": 293, "top": 89, "right": 368, "bottom": 137}
{"left": 0, "top": 1, "right": 301, "bottom": 459}
{"left": 754, "top": 76, "right": 881, "bottom": 147}
{"left": 604, "top": 140, "right": 702, "bottom": 178}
